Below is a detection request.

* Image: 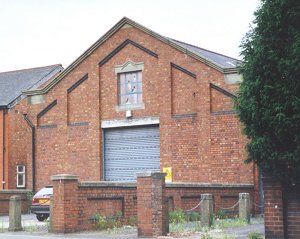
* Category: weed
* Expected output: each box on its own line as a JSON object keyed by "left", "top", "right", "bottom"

{"left": 26, "top": 191, "right": 34, "bottom": 213}
{"left": 93, "top": 213, "right": 123, "bottom": 231}
{"left": 216, "top": 209, "right": 227, "bottom": 220}
{"left": 24, "top": 222, "right": 37, "bottom": 233}
{"left": 169, "top": 222, "right": 185, "bottom": 233}
{"left": 186, "top": 211, "right": 201, "bottom": 222}
{"left": 213, "top": 218, "right": 248, "bottom": 229}
{"left": 0, "top": 221, "right": 6, "bottom": 233}
{"left": 200, "top": 233, "right": 213, "bottom": 239}
{"left": 248, "top": 232, "right": 264, "bottom": 239}
{"left": 169, "top": 210, "right": 186, "bottom": 224}
{"left": 200, "top": 231, "right": 235, "bottom": 239}
{"left": 127, "top": 215, "right": 137, "bottom": 226}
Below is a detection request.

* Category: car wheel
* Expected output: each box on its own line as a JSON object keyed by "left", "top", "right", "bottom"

{"left": 36, "top": 214, "right": 48, "bottom": 222}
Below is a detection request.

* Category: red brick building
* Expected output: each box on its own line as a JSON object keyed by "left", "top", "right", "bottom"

{"left": 1, "top": 18, "right": 259, "bottom": 206}
{"left": 0, "top": 65, "right": 63, "bottom": 191}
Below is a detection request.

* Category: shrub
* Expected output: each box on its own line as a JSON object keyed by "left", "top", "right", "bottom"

{"left": 169, "top": 210, "right": 186, "bottom": 224}
{"left": 93, "top": 212, "right": 123, "bottom": 230}
{"left": 127, "top": 215, "right": 137, "bottom": 226}
{"left": 186, "top": 211, "right": 201, "bottom": 222}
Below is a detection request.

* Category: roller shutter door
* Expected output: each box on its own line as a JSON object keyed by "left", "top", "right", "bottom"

{"left": 104, "top": 125, "right": 160, "bottom": 181}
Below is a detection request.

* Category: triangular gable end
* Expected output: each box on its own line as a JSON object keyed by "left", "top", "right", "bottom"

{"left": 24, "top": 17, "right": 239, "bottom": 97}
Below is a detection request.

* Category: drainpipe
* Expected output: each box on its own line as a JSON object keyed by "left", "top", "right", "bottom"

{"left": 23, "top": 114, "right": 36, "bottom": 193}
{"left": 2, "top": 110, "right": 5, "bottom": 189}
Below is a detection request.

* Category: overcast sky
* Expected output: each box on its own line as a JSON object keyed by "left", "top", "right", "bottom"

{"left": 0, "top": 0, "right": 260, "bottom": 72}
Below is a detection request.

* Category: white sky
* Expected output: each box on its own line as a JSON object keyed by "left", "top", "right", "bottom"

{"left": 0, "top": 0, "right": 260, "bottom": 72}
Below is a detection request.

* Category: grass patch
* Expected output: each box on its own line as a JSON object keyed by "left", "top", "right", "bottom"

{"left": 248, "top": 232, "right": 264, "bottom": 239}
{"left": 200, "top": 232, "right": 236, "bottom": 239}
{"left": 213, "top": 218, "right": 248, "bottom": 229}
{"left": 24, "top": 222, "right": 38, "bottom": 233}
{"left": 0, "top": 221, "right": 6, "bottom": 233}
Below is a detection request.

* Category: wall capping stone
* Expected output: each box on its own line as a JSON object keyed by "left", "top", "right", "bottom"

{"left": 76, "top": 180, "right": 254, "bottom": 189}
{"left": 79, "top": 181, "right": 136, "bottom": 188}
{"left": 166, "top": 182, "right": 254, "bottom": 189}
{"left": 0, "top": 190, "right": 31, "bottom": 194}
{"left": 51, "top": 174, "right": 79, "bottom": 181}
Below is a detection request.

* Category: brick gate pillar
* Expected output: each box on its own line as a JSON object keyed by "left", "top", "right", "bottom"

{"left": 137, "top": 172, "right": 169, "bottom": 237}
{"left": 263, "top": 175, "right": 285, "bottom": 239}
{"left": 51, "top": 174, "right": 79, "bottom": 233}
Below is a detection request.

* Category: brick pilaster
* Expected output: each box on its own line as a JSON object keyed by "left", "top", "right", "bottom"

{"left": 137, "top": 172, "right": 168, "bottom": 237}
{"left": 263, "top": 175, "right": 285, "bottom": 239}
{"left": 51, "top": 174, "right": 79, "bottom": 233}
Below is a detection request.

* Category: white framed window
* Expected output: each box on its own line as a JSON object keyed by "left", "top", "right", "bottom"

{"left": 16, "top": 165, "right": 25, "bottom": 188}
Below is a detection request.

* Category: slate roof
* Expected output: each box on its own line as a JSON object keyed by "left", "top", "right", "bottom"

{"left": 0, "top": 64, "right": 63, "bottom": 108}
{"left": 169, "top": 39, "right": 242, "bottom": 69}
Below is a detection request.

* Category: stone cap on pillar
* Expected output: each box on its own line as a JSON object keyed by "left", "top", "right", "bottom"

{"left": 239, "top": 193, "right": 250, "bottom": 199}
{"left": 10, "top": 195, "right": 21, "bottom": 201}
{"left": 136, "top": 171, "right": 166, "bottom": 179}
{"left": 51, "top": 174, "right": 79, "bottom": 181}
{"left": 201, "top": 194, "right": 213, "bottom": 200}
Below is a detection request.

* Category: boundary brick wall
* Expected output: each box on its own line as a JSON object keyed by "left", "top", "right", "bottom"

{"left": 263, "top": 175, "right": 300, "bottom": 239}
{"left": 0, "top": 190, "right": 30, "bottom": 215}
{"left": 51, "top": 175, "right": 255, "bottom": 232}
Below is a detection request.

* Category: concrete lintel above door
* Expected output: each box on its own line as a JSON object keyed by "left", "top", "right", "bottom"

{"left": 101, "top": 117, "right": 159, "bottom": 129}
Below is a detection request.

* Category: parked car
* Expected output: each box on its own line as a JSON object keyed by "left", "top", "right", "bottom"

{"left": 30, "top": 186, "right": 53, "bottom": 221}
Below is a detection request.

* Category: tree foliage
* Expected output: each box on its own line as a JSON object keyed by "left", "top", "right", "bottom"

{"left": 236, "top": 0, "right": 300, "bottom": 181}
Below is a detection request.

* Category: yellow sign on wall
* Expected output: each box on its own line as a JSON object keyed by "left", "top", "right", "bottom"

{"left": 163, "top": 167, "right": 172, "bottom": 182}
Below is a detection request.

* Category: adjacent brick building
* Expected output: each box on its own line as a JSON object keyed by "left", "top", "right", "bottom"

{"left": 0, "top": 65, "right": 63, "bottom": 190}
{"left": 1, "top": 18, "right": 260, "bottom": 208}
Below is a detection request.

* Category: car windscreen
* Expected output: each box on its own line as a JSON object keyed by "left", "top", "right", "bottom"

{"left": 34, "top": 187, "right": 53, "bottom": 197}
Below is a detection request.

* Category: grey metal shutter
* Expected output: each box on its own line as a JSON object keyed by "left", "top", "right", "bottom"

{"left": 104, "top": 125, "right": 160, "bottom": 181}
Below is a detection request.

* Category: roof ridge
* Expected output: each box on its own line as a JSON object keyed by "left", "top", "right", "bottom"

{"left": 169, "top": 38, "right": 241, "bottom": 62}
{"left": 0, "top": 64, "right": 62, "bottom": 75}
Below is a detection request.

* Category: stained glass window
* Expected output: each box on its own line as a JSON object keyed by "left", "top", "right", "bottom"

{"left": 118, "top": 71, "right": 142, "bottom": 105}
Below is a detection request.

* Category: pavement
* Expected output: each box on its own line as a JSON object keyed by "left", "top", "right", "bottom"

{"left": 0, "top": 214, "right": 265, "bottom": 239}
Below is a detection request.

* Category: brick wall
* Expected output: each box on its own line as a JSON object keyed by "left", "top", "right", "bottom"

{"left": 4, "top": 22, "right": 256, "bottom": 199}
{"left": 287, "top": 189, "right": 300, "bottom": 239}
{"left": 263, "top": 175, "right": 300, "bottom": 239}
{"left": 51, "top": 175, "right": 254, "bottom": 232}
{"left": 0, "top": 190, "right": 30, "bottom": 215}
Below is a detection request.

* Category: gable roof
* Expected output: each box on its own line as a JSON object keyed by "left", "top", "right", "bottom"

{"left": 170, "top": 39, "right": 241, "bottom": 69}
{"left": 24, "top": 17, "right": 241, "bottom": 97}
{"left": 0, "top": 64, "right": 63, "bottom": 108}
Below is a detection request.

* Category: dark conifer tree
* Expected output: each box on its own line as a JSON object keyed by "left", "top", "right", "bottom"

{"left": 237, "top": 0, "right": 300, "bottom": 182}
